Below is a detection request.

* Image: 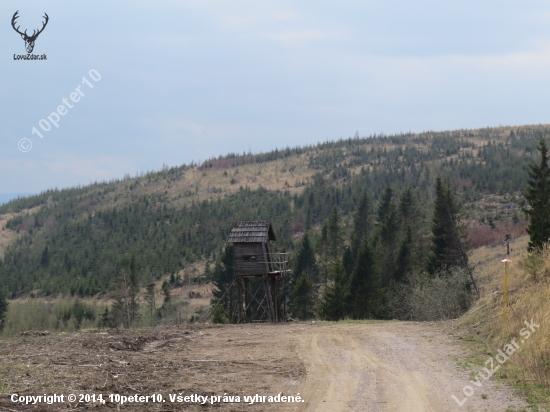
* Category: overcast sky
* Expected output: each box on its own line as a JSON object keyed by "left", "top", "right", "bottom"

{"left": 2, "top": 0, "right": 550, "bottom": 197}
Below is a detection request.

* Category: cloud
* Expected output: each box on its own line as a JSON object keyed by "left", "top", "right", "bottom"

{"left": 0, "top": 153, "right": 138, "bottom": 192}
{"left": 0, "top": 158, "right": 39, "bottom": 172}
{"left": 40, "top": 154, "right": 136, "bottom": 179}
{"left": 271, "top": 11, "right": 298, "bottom": 21}
{"left": 3, "top": 0, "right": 550, "bottom": 194}
{"left": 266, "top": 29, "right": 340, "bottom": 43}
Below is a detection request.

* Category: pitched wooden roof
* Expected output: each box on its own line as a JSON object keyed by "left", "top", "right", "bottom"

{"left": 226, "top": 221, "right": 276, "bottom": 243}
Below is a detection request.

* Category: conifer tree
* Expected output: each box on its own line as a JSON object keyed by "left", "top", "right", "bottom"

{"left": 289, "top": 272, "right": 316, "bottom": 320}
{"left": 524, "top": 137, "right": 550, "bottom": 251}
{"left": 426, "top": 177, "right": 465, "bottom": 275}
{"left": 342, "top": 246, "right": 354, "bottom": 281}
{"left": 398, "top": 186, "right": 425, "bottom": 269}
{"left": 377, "top": 187, "right": 394, "bottom": 222}
{"left": 305, "top": 205, "right": 312, "bottom": 231}
{"left": 399, "top": 186, "right": 420, "bottom": 227}
{"left": 350, "top": 191, "right": 372, "bottom": 259}
{"left": 211, "top": 304, "right": 227, "bottom": 324}
{"left": 293, "top": 233, "right": 320, "bottom": 283}
{"left": 40, "top": 246, "right": 50, "bottom": 267}
{"left": 394, "top": 226, "right": 413, "bottom": 283}
{"left": 348, "top": 240, "right": 383, "bottom": 319}
{"left": 161, "top": 280, "right": 171, "bottom": 305}
{"left": 376, "top": 201, "right": 400, "bottom": 286}
{"left": 317, "top": 224, "right": 329, "bottom": 283}
{"left": 327, "top": 206, "right": 342, "bottom": 261}
{"left": 319, "top": 260, "right": 348, "bottom": 320}
{"left": 71, "top": 299, "right": 95, "bottom": 329}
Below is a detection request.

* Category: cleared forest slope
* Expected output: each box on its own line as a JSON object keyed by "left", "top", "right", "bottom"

{"left": 0, "top": 124, "right": 546, "bottom": 296}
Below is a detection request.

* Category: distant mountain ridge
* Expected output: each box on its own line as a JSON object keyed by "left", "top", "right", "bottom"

{"left": 0, "top": 124, "right": 546, "bottom": 297}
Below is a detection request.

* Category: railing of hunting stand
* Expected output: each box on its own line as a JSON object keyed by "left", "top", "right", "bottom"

{"left": 264, "top": 253, "right": 290, "bottom": 275}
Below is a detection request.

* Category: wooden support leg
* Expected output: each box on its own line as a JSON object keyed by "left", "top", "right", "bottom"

{"left": 244, "top": 278, "right": 252, "bottom": 323}
{"left": 271, "top": 276, "right": 278, "bottom": 322}
{"left": 264, "top": 275, "right": 276, "bottom": 322}
{"left": 237, "top": 278, "right": 243, "bottom": 324}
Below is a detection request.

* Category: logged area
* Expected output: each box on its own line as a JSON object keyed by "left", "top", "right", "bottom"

{"left": 0, "top": 322, "right": 529, "bottom": 411}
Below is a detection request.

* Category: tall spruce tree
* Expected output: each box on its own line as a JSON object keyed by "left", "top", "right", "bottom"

{"left": 293, "top": 233, "right": 320, "bottom": 283}
{"left": 40, "top": 246, "right": 50, "bottom": 267}
{"left": 376, "top": 200, "right": 400, "bottom": 286}
{"left": 348, "top": 240, "right": 383, "bottom": 319}
{"left": 289, "top": 272, "right": 316, "bottom": 320}
{"left": 426, "top": 177, "right": 465, "bottom": 275}
{"left": 318, "top": 224, "right": 329, "bottom": 283}
{"left": 342, "top": 246, "right": 354, "bottom": 281}
{"left": 398, "top": 187, "right": 425, "bottom": 271}
{"left": 524, "top": 137, "right": 550, "bottom": 251}
{"left": 319, "top": 260, "right": 348, "bottom": 321}
{"left": 377, "top": 186, "right": 394, "bottom": 222}
{"left": 399, "top": 187, "right": 420, "bottom": 228}
{"left": 350, "top": 191, "right": 372, "bottom": 259}
{"left": 394, "top": 226, "right": 413, "bottom": 283}
{"left": 327, "top": 206, "right": 343, "bottom": 261}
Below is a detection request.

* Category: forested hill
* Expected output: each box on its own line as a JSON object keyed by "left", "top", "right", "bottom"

{"left": 0, "top": 124, "right": 546, "bottom": 297}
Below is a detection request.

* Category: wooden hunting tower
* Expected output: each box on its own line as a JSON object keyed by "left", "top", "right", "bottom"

{"left": 226, "top": 221, "right": 290, "bottom": 323}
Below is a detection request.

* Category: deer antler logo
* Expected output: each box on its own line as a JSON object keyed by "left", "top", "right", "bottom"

{"left": 11, "top": 11, "right": 49, "bottom": 54}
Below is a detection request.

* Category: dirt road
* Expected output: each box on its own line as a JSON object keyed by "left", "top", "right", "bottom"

{"left": 0, "top": 322, "right": 529, "bottom": 411}
{"left": 298, "top": 322, "right": 528, "bottom": 412}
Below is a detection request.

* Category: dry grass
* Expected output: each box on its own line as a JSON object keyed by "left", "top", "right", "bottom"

{"left": 457, "top": 235, "right": 550, "bottom": 409}
{"left": 491, "top": 282, "right": 550, "bottom": 385}
{"left": 469, "top": 235, "right": 529, "bottom": 297}
{"left": 94, "top": 153, "right": 316, "bottom": 212}
{"left": 0, "top": 206, "right": 42, "bottom": 259}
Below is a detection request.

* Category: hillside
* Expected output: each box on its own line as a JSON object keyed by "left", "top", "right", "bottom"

{"left": 0, "top": 123, "right": 546, "bottom": 297}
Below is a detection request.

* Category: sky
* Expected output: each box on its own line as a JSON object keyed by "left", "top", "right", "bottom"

{"left": 2, "top": 0, "right": 550, "bottom": 197}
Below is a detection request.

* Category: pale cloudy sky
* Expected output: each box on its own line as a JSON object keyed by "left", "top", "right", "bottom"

{"left": 2, "top": 0, "right": 550, "bottom": 197}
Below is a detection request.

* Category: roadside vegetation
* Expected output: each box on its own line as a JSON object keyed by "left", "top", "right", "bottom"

{"left": 453, "top": 236, "right": 550, "bottom": 411}
{"left": 453, "top": 138, "right": 550, "bottom": 411}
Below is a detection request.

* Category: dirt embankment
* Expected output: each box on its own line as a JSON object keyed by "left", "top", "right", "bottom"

{"left": 0, "top": 322, "right": 530, "bottom": 411}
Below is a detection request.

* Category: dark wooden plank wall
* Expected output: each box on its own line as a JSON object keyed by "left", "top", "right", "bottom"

{"left": 234, "top": 243, "right": 267, "bottom": 276}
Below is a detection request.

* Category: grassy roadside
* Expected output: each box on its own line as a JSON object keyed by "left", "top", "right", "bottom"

{"left": 448, "top": 236, "right": 550, "bottom": 411}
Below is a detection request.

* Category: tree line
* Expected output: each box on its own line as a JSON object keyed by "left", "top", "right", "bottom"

{"left": 213, "top": 178, "right": 472, "bottom": 322}
{"left": 0, "top": 126, "right": 548, "bottom": 305}
{"left": 1, "top": 132, "right": 550, "bottom": 329}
